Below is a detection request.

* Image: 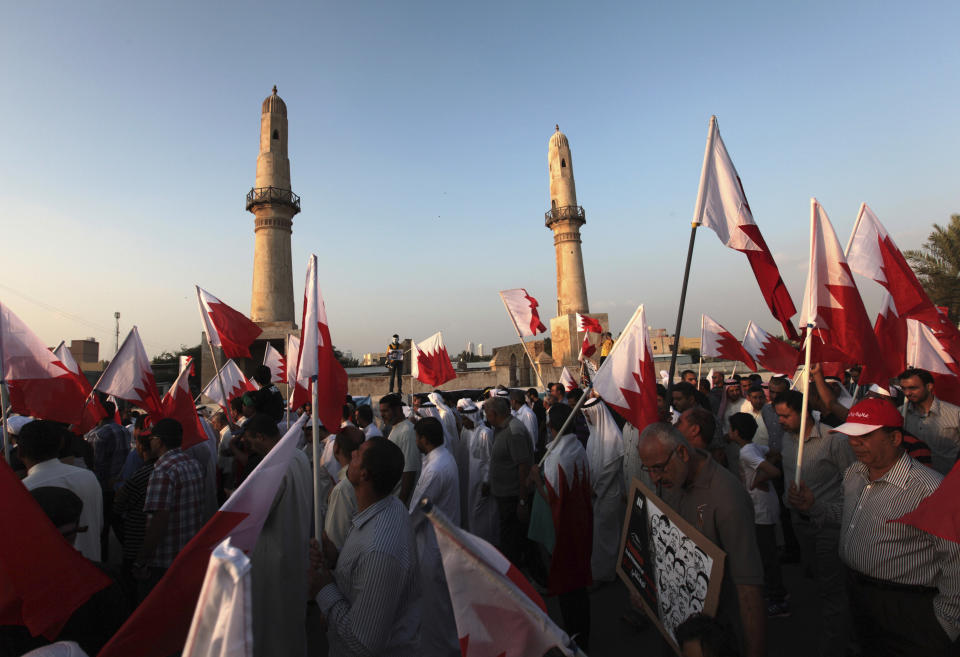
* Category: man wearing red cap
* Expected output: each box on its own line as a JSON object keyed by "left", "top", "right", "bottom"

{"left": 795, "top": 397, "right": 960, "bottom": 656}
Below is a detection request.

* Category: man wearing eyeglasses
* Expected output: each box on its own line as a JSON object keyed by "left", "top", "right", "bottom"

{"left": 637, "top": 422, "right": 766, "bottom": 657}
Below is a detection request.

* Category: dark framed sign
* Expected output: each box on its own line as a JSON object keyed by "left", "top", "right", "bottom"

{"left": 616, "top": 478, "right": 726, "bottom": 655}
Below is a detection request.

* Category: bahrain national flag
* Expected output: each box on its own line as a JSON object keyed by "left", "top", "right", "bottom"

{"left": 591, "top": 305, "right": 659, "bottom": 433}
{"left": 575, "top": 313, "right": 603, "bottom": 334}
{"left": 93, "top": 326, "right": 163, "bottom": 416}
{"left": 412, "top": 331, "right": 457, "bottom": 387}
{"left": 200, "top": 359, "right": 258, "bottom": 413}
{"left": 701, "top": 314, "right": 756, "bottom": 371}
{"left": 161, "top": 356, "right": 208, "bottom": 450}
{"left": 741, "top": 322, "right": 801, "bottom": 378}
{"left": 499, "top": 288, "right": 548, "bottom": 337}
{"left": 196, "top": 287, "right": 263, "bottom": 360}
{"left": 53, "top": 341, "right": 107, "bottom": 433}
{"left": 262, "top": 342, "right": 286, "bottom": 385}
{"left": 906, "top": 319, "right": 960, "bottom": 407}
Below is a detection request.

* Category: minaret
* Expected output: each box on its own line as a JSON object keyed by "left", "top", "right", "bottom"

{"left": 247, "top": 85, "right": 298, "bottom": 327}
{"left": 544, "top": 125, "right": 607, "bottom": 367}
{"left": 546, "top": 125, "right": 589, "bottom": 316}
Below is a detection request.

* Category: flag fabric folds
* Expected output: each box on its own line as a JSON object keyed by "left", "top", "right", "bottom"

{"left": 741, "top": 322, "right": 800, "bottom": 378}
{"left": 701, "top": 314, "right": 757, "bottom": 371}
{"left": 290, "top": 255, "right": 348, "bottom": 431}
{"left": 576, "top": 313, "right": 602, "bottom": 334}
{"left": 873, "top": 293, "right": 908, "bottom": 380}
{"left": 0, "top": 304, "right": 91, "bottom": 427}
{"left": 695, "top": 117, "right": 799, "bottom": 340}
{"left": 0, "top": 459, "right": 112, "bottom": 640}
{"left": 98, "top": 416, "right": 308, "bottom": 657}
{"left": 182, "top": 539, "right": 253, "bottom": 657}
{"left": 423, "top": 503, "right": 580, "bottom": 657}
{"left": 559, "top": 367, "right": 577, "bottom": 392}
{"left": 262, "top": 342, "right": 286, "bottom": 385}
{"left": 893, "top": 459, "right": 960, "bottom": 545}
{"left": 411, "top": 331, "right": 457, "bottom": 387}
{"left": 92, "top": 327, "right": 163, "bottom": 416}
{"left": 800, "top": 199, "right": 887, "bottom": 385}
{"left": 200, "top": 360, "right": 257, "bottom": 413}
{"left": 499, "top": 289, "right": 548, "bottom": 337}
{"left": 161, "top": 356, "right": 207, "bottom": 451}
{"left": 578, "top": 334, "right": 597, "bottom": 361}
{"left": 591, "top": 305, "right": 659, "bottom": 433}
{"left": 906, "top": 319, "right": 960, "bottom": 407}
{"left": 196, "top": 287, "right": 263, "bottom": 360}
{"left": 846, "top": 203, "right": 960, "bottom": 363}
{"left": 285, "top": 334, "right": 301, "bottom": 409}
{"left": 53, "top": 341, "right": 107, "bottom": 433}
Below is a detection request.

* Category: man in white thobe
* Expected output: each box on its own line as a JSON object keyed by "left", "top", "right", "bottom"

{"left": 458, "top": 399, "right": 499, "bottom": 544}
{"left": 246, "top": 415, "right": 313, "bottom": 657}
{"left": 409, "top": 417, "right": 461, "bottom": 657}
{"left": 582, "top": 397, "right": 626, "bottom": 582}
{"left": 428, "top": 391, "right": 460, "bottom": 454}
{"left": 510, "top": 389, "right": 539, "bottom": 453}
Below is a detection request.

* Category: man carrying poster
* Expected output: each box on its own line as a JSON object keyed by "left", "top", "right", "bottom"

{"left": 636, "top": 422, "right": 766, "bottom": 657}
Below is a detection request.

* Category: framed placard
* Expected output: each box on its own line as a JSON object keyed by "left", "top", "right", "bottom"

{"left": 616, "top": 478, "right": 726, "bottom": 655}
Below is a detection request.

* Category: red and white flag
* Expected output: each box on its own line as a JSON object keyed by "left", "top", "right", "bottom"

{"left": 161, "top": 357, "right": 207, "bottom": 450}
{"left": 182, "top": 539, "right": 252, "bottom": 657}
{"left": 0, "top": 459, "right": 112, "bottom": 640}
{"left": 93, "top": 326, "right": 163, "bottom": 416}
{"left": 179, "top": 355, "right": 196, "bottom": 377}
{"left": 411, "top": 331, "right": 457, "bottom": 387}
{"left": 873, "top": 293, "right": 908, "bottom": 381}
{"left": 0, "top": 304, "right": 91, "bottom": 427}
{"left": 200, "top": 360, "right": 257, "bottom": 413}
{"left": 893, "top": 459, "right": 960, "bottom": 545}
{"left": 262, "top": 342, "right": 286, "bottom": 385}
{"left": 742, "top": 321, "right": 801, "bottom": 377}
{"left": 694, "top": 117, "right": 799, "bottom": 340}
{"left": 499, "top": 289, "right": 548, "bottom": 337}
{"left": 98, "top": 415, "right": 308, "bottom": 657}
{"left": 575, "top": 313, "right": 602, "bottom": 334}
{"left": 577, "top": 333, "right": 597, "bottom": 361}
{"left": 285, "top": 334, "right": 301, "bottom": 408}
{"left": 845, "top": 203, "right": 960, "bottom": 363}
{"left": 559, "top": 367, "right": 577, "bottom": 392}
{"left": 196, "top": 286, "right": 263, "bottom": 360}
{"left": 800, "top": 199, "right": 887, "bottom": 385}
{"left": 906, "top": 319, "right": 960, "bottom": 407}
{"left": 701, "top": 314, "right": 757, "bottom": 371}
{"left": 53, "top": 341, "right": 108, "bottom": 433}
{"left": 290, "top": 255, "right": 348, "bottom": 431}
{"left": 591, "top": 305, "right": 659, "bottom": 433}
{"left": 423, "top": 504, "right": 581, "bottom": 657}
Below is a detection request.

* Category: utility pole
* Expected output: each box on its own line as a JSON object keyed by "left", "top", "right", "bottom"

{"left": 114, "top": 312, "right": 120, "bottom": 355}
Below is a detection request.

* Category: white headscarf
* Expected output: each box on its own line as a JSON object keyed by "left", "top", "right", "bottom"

{"left": 581, "top": 397, "right": 625, "bottom": 484}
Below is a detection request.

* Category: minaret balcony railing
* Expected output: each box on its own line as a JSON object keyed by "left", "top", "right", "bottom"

{"left": 246, "top": 186, "right": 301, "bottom": 214}
{"left": 544, "top": 205, "right": 586, "bottom": 227}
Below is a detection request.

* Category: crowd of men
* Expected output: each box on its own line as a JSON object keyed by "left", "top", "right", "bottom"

{"left": 2, "top": 357, "right": 959, "bottom": 657}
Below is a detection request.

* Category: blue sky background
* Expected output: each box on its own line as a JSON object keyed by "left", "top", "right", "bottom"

{"left": 1, "top": 1, "right": 958, "bottom": 359}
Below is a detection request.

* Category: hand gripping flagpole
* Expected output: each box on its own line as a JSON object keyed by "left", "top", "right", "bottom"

{"left": 668, "top": 115, "right": 717, "bottom": 385}
{"left": 311, "top": 375, "right": 321, "bottom": 541}
{"left": 795, "top": 199, "right": 817, "bottom": 487}
{"left": 499, "top": 295, "right": 547, "bottom": 390}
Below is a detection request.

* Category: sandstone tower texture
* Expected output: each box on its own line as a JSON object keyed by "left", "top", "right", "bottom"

{"left": 247, "top": 86, "right": 299, "bottom": 328}
{"left": 546, "top": 125, "right": 589, "bottom": 317}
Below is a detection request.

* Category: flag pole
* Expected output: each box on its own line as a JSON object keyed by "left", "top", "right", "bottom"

{"left": 697, "top": 315, "right": 704, "bottom": 382}
{"left": 538, "top": 385, "right": 593, "bottom": 467}
{"left": 668, "top": 115, "right": 717, "bottom": 385}
{"left": 310, "top": 376, "right": 321, "bottom": 541}
{"left": 795, "top": 199, "right": 817, "bottom": 487}
{"left": 0, "top": 383, "right": 9, "bottom": 464}
{"left": 499, "top": 295, "right": 546, "bottom": 390}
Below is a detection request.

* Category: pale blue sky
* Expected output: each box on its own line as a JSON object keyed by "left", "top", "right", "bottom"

{"left": 1, "top": 1, "right": 957, "bottom": 359}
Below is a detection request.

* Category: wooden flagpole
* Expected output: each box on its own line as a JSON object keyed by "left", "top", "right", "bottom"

{"left": 668, "top": 116, "right": 717, "bottom": 385}
{"left": 499, "top": 295, "right": 546, "bottom": 390}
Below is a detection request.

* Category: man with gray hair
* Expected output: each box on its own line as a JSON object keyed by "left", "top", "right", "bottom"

{"left": 484, "top": 396, "right": 534, "bottom": 570}
{"left": 637, "top": 422, "right": 766, "bottom": 657}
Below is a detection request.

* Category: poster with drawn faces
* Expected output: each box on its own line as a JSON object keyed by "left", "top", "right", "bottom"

{"left": 647, "top": 498, "right": 712, "bottom": 640}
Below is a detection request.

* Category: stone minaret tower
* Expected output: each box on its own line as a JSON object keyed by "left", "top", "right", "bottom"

{"left": 247, "top": 86, "right": 299, "bottom": 327}
{"left": 546, "top": 125, "right": 589, "bottom": 316}
{"left": 544, "top": 125, "right": 607, "bottom": 366}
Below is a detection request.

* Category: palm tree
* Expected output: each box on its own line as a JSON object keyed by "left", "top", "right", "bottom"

{"left": 905, "top": 214, "right": 960, "bottom": 320}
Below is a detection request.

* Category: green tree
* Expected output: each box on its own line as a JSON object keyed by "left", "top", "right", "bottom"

{"left": 905, "top": 214, "right": 960, "bottom": 320}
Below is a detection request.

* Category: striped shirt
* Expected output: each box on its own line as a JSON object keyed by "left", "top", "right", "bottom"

{"left": 781, "top": 421, "right": 855, "bottom": 518}
{"left": 903, "top": 396, "right": 960, "bottom": 475}
{"left": 317, "top": 495, "right": 421, "bottom": 656}
{"left": 113, "top": 458, "right": 156, "bottom": 562}
{"left": 838, "top": 452, "right": 960, "bottom": 640}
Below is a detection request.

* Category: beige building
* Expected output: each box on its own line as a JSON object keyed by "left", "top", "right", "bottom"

{"left": 648, "top": 328, "right": 701, "bottom": 355}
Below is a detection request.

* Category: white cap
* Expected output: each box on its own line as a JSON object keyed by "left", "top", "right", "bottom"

{"left": 6, "top": 415, "right": 34, "bottom": 436}
{"left": 868, "top": 383, "right": 893, "bottom": 398}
